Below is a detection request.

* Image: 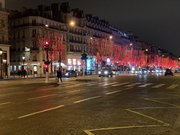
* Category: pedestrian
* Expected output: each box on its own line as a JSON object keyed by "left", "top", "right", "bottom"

{"left": 57, "top": 68, "right": 63, "bottom": 84}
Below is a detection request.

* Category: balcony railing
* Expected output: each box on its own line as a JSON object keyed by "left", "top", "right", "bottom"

{"left": 0, "top": 41, "right": 10, "bottom": 45}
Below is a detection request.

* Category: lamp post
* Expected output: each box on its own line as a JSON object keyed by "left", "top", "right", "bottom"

{"left": 3, "top": 59, "right": 7, "bottom": 78}
{"left": 145, "top": 49, "right": 149, "bottom": 68}
{"left": 22, "top": 56, "right": 25, "bottom": 69}
{"left": 67, "top": 20, "right": 76, "bottom": 71}
{"left": 44, "top": 41, "right": 50, "bottom": 83}
{"left": 22, "top": 56, "right": 25, "bottom": 78}
{"left": 0, "top": 48, "right": 3, "bottom": 79}
{"left": 67, "top": 20, "right": 76, "bottom": 52}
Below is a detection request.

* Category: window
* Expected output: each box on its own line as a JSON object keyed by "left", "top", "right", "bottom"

{"left": 32, "top": 19, "right": 36, "bottom": 25}
{"left": 32, "top": 41, "right": 37, "bottom": 49}
{"left": 32, "top": 29, "right": 36, "bottom": 37}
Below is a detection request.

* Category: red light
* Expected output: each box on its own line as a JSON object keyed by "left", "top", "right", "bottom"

{"left": 45, "top": 41, "right": 49, "bottom": 45}
{"left": 44, "top": 64, "right": 48, "bottom": 68}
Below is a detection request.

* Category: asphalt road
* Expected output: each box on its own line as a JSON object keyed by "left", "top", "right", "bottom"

{"left": 0, "top": 74, "right": 180, "bottom": 135}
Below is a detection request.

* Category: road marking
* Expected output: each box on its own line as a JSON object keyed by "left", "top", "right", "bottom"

{"left": 84, "top": 124, "right": 168, "bottom": 135}
{"left": 18, "top": 105, "right": 64, "bottom": 119}
{"left": 152, "top": 84, "right": 165, "bottom": 88}
{"left": 125, "top": 83, "right": 141, "bottom": 87}
{"left": 111, "top": 82, "right": 130, "bottom": 87}
{"left": 102, "top": 82, "right": 118, "bottom": 86}
{"left": 105, "top": 90, "right": 122, "bottom": 95}
{"left": 65, "top": 84, "right": 82, "bottom": 88}
{"left": 144, "top": 98, "right": 180, "bottom": 107}
{"left": 167, "top": 84, "right": 179, "bottom": 89}
{"left": 129, "top": 106, "right": 180, "bottom": 110}
{"left": 68, "top": 89, "right": 81, "bottom": 93}
{"left": 126, "top": 109, "right": 169, "bottom": 126}
{"left": 0, "top": 102, "right": 11, "bottom": 106}
{"left": 73, "top": 96, "right": 101, "bottom": 104}
{"left": 139, "top": 83, "right": 152, "bottom": 88}
{"left": 105, "top": 87, "right": 132, "bottom": 95}
{"left": 27, "top": 94, "right": 57, "bottom": 100}
{"left": 87, "top": 83, "right": 97, "bottom": 86}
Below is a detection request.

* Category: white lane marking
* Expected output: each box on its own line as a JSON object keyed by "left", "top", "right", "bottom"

{"left": 103, "top": 82, "right": 118, "bottom": 86}
{"left": 105, "top": 90, "right": 122, "bottom": 95}
{"left": 112, "top": 82, "right": 130, "bottom": 87}
{"left": 125, "top": 83, "right": 141, "bottom": 87}
{"left": 139, "top": 83, "right": 152, "bottom": 88}
{"left": 87, "top": 83, "right": 98, "bottom": 86}
{"left": 68, "top": 89, "right": 81, "bottom": 93}
{"left": 73, "top": 96, "right": 101, "bottom": 104}
{"left": 152, "top": 84, "right": 165, "bottom": 88}
{"left": 167, "top": 84, "right": 179, "bottom": 89}
{"left": 0, "top": 102, "right": 11, "bottom": 106}
{"left": 27, "top": 94, "right": 57, "bottom": 100}
{"left": 65, "top": 84, "right": 82, "bottom": 88}
{"left": 18, "top": 105, "right": 64, "bottom": 119}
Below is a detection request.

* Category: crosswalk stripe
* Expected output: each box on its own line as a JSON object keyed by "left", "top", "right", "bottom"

{"left": 87, "top": 83, "right": 97, "bottom": 86}
{"left": 139, "top": 83, "right": 152, "bottom": 88}
{"left": 105, "top": 90, "right": 122, "bottom": 95}
{"left": 103, "top": 82, "right": 118, "bottom": 86}
{"left": 167, "top": 84, "right": 179, "bottom": 89}
{"left": 112, "top": 82, "right": 130, "bottom": 87}
{"left": 125, "top": 83, "right": 141, "bottom": 87}
{"left": 152, "top": 84, "right": 165, "bottom": 88}
{"left": 65, "top": 84, "right": 81, "bottom": 88}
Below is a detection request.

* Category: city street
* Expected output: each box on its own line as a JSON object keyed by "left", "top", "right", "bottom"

{"left": 0, "top": 74, "right": 180, "bottom": 135}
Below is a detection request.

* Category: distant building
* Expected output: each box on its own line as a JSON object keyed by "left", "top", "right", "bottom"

{"left": 0, "top": 0, "right": 11, "bottom": 78}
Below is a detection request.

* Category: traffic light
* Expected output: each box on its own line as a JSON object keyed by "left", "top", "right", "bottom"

{"left": 81, "top": 53, "right": 87, "bottom": 60}
{"left": 44, "top": 61, "right": 50, "bottom": 72}
{"left": 44, "top": 40, "right": 50, "bottom": 49}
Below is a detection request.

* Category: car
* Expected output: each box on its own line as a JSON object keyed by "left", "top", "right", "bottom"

{"left": 164, "top": 69, "right": 173, "bottom": 76}
{"left": 98, "top": 67, "right": 113, "bottom": 77}
{"left": 138, "top": 68, "right": 148, "bottom": 75}
{"left": 63, "top": 70, "right": 77, "bottom": 78}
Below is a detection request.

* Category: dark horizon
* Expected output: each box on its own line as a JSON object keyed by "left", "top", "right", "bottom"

{"left": 6, "top": 0, "right": 180, "bottom": 56}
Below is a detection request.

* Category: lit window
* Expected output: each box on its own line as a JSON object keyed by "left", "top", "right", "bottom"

{"left": 73, "top": 59, "right": 76, "bottom": 65}
{"left": 68, "top": 59, "right": 72, "bottom": 65}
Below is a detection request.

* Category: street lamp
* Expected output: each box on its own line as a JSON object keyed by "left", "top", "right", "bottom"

{"left": 109, "top": 35, "right": 113, "bottom": 40}
{"left": 22, "top": 56, "right": 25, "bottom": 68}
{"left": 44, "top": 40, "right": 50, "bottom": 83}
{"left": 67, "top": 20, "right": 76, "bottom": 51}
{"left": 145, "top": 49, "right": 149, "bottom": 68}
{"left": 0, "top": 48, "right": 3, "bottom": 79}
{"left": 69, "top": 20, "right": 76, "bottom": 27}
{"left": 22, "top": 56, "right": 25, "bottom": 78}
{"left": 3, "top": 59, "right": 7, "bottom": 78}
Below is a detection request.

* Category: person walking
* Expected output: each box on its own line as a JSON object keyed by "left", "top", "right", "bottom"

{"left": 57, "top": 68, "right": 63, "bottom": 84}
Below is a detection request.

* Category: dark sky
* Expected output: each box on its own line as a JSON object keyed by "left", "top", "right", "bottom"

{"left": 6, "top": 0, "right": 180, "bottom": 56}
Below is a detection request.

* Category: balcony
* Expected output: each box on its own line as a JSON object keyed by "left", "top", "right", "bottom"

{"left": 0, "top": 40, "right": 10, "bottom": 45}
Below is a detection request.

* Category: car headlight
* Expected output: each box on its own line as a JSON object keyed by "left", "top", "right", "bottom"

{"left": 98, "top": 71, "right": 101, "bottom": 74}
{"left": 104, "top": 71, "right": 108, "bottom": 75}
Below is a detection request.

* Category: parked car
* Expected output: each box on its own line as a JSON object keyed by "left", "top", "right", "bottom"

{"left": 165, "top": 69, "right": 173, "bottom": 76}
{"left": 98, "top": 67, "right": 113, "bottom": 77}
{"left": 63, "top": 70, "right": 77, "bottom": 78}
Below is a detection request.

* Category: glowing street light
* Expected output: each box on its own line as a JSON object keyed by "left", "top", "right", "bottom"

{"left": 45, "top": 24, "right": 49, "bottom": 28}
{"left": 109, "top": 35, "right": 113, "bottom": 39}
{"left": 69, "top": 20, "right": 76, "bottom": 27}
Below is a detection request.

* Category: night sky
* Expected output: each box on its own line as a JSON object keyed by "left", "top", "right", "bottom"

{"left": 6, "top": 0, "right": 180, "bottom": 56}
